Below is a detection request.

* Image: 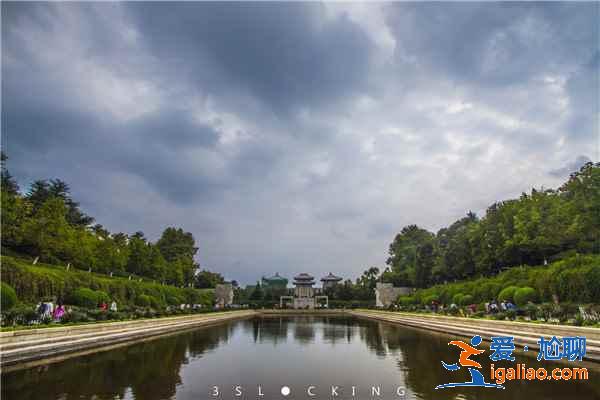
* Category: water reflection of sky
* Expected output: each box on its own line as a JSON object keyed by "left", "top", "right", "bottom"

{"left": 3, "top": 317, "right": 600, "bottom": 400}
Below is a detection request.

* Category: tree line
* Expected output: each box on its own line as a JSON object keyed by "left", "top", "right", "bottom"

{"left": 1, "top": 153, "right": 225, "bottom": 288}
{"left": 382, "top": 162, "right": 600, "bottom": 289}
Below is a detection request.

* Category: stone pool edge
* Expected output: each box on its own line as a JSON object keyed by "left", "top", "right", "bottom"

{"left": 0, "top": 310, "right": 257, "bottom": 372}
{"left": 4, "top": 308, "right": 599, "bottom": 372}
{"left": 349, "top": 309, "right": 600, "bottom": 363}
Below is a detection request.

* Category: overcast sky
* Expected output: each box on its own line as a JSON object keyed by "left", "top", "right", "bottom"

{"left": 2, "top": 2, "right": 598, "bottom": 285}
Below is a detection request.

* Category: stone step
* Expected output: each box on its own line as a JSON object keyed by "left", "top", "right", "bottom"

{"left": 357, "top": 312, "right": 600, "bottom": 344}
{"left": 385, "top": 312, "right": 600, "bottom": 341}
{"left": 1, "top": 315, "right": 227, "bottom": 351}
{"left": 353, "top": 311, "right": 600, "bottom": 362}
{"left": 0, "top": 313, "right": 219, "bottom": 344}
{"left": 0, "top": 311, "right": 256, "bottom": 368}
{"left": 3, "top": 315, "right": 226, "bottom": 357}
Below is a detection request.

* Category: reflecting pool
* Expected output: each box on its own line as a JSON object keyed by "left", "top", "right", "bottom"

{"left": 2, "top": 316, "right": 600, "bottom": 400}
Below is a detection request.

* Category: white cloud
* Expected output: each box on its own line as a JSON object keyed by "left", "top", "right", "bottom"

{"left": 324, "top": 3, "right": 396, "bottom": 62}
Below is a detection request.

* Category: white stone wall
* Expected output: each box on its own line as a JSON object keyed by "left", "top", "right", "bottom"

{"left": 294, "top": 297, "right": 315, "bottom": 309}
{"left": 375, "top": 283, "right": 412, "bottom": 307}
{"left": 215, "top": 284, "right": 234, "bottom": 307}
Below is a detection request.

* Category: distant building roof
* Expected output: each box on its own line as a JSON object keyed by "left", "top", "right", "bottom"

{"left": 263, "top": 272, "right": 287, "bottom": 282}
{"left": 294, "top": 273, "right": 314, "bottom": 280}
{"left": 293, "top": 273, "right": 315, "bottom": 285}
{"left": 321, "top": 272, "right": 342, "bottom": 282}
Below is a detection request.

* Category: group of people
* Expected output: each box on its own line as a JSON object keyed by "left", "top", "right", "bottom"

{"left": 36, "top": 301, "right": 65, "bottom": 322}
{"left": 426, "top": 298, "right": 516, "bottom": 315}
{"left": 485, "top": 299, "right": 516, "bottom": 313}
{"left": 36, "top": 299, "right": 118, "bottom": 322}
{"left": 99, "top": 301, "right": 118, "bottom": 312}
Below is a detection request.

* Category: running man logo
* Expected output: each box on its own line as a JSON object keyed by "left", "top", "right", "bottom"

{"left": 435, "top": 335, "right": 505, "bottom": 390}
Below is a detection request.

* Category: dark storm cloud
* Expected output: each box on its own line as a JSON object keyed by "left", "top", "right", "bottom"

{"left": 386, "top": 2, "right": 599, "bottom": 86}
{"left": 564, "top": 51, "right": 600, "bottom": 145}
{"left": 126, "top": 2, "right": 375, "bottom": 114}
{"left": 2, "top": 2, "right": 598, "bottom": 283}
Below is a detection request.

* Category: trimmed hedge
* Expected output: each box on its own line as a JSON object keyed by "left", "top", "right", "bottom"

{"left": 1, "top": 282, "right": 17, "bottom": 310}
{"left": 514, "top": 287, "right": 537, "bottom": 306}
{"left": 498, "top": 286, "right": 519, "bottom": 302}
{"left": 70, "top": 288, "right": 99, "bottom": 308}
{"left": 459, "top": 294, "right": 474, "bottom": 306}
{"left": 452, "top": 293, "right": 464, "bottom": 305}
{"left": 136, "top": 294, "right": 152, "bottom": 307}
{"left": 399, "top": 254, "right": 600, "bottom": 307}
{"left": 398, "top": 296, "right": 415, "bottom": 307}
{"left": 1, "top": 256, "right": 214, "bottom": 308}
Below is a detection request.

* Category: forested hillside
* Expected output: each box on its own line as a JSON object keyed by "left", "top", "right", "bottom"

{"left": 1, "top": 153, "right": 224, "bottom": 289}
{"left": 383, "top": 162, "right": 600, "bottom": 288}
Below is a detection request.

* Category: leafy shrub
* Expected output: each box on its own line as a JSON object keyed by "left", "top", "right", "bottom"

{"left": 70, "top": 288, "right": 99, "bottom": 308}
{"left": 506, "top": 309, "right": 517, "bottom": 320}
{"left": 586, "top": 265, "right": 600, "bottom": 303}
{"left": 492, "top": 312, "right": 507, "bottom": 320}
{"left": 473, "top": 282, "right": 501, "bottom": 302}
{"left": 61, "top": 309, "right": 89, "bottom": 323}
{"left": 95, "top": 290, "right": 110, "bottom": 305}
{"left": 136, "top": 294, "right": 152, "bottom": 307}
{"left": 514, "top": 287, "right": 537, "bottom": 306}
{"left": 1, "top": 256, "right": 214, "bottom": 309}
{"left": 149, "top": 296, "right": 163, "bottom": 309}
{"left": 534, "top": 272, "right": 553, "bottom": 302}
{"left": 522, "top": 303, "right": 538, "bottom": 320}
{"left": 2, "top": 304, "right": 37, "bottom": 325}
{"left": 398, "top": 296, "right": 415, "bottom": 307}
{"left": 555, "top": 265, "right": 600, "bottom": 303}
{"left": 498, "top": 286, "right": 519, "bottom": 302}
{"left": 106, "top": 311, "right": 126, "bottom": 321}
{"left": 554, "top": 303, "right": 579, "bottom": 322}
{"left": 539, "top": 303, "right": 555, "bottom": 321}
{"left": 459, "top": 294, "right": 474, "bottom": 306}
{"left": 422, "top": 294, "right": 438, "bottom": 306}
{"left": 166, "top": 295, "right": 183, "bottom": 306}
{"left": 452, "top": 293, "right": 464, "bottom": 305}
{"left": 88, "top": 309, "right": 109, "bottom": 321}
{"left": 1, "top": 282, "right": 17, "bottom": 311}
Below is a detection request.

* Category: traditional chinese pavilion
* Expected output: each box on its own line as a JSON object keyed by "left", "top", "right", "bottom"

{"left": 280, "top": 272, "right": 328, "bottom": 309}
{"left": 261, "top": 272, "right": 288, "bottom": 289}
{"left": 320, "top": 272, "right": 343, "bottom": 289}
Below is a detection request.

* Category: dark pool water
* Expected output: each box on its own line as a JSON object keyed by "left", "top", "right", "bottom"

{"left": 2, "top": 316, "right": 600, "bottom": 400}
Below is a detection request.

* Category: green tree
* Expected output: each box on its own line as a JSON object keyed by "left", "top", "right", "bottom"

{"left": 250, "top": 282, "right": 264, "bottom": 301}
{"left": 195, "top": 270, "right": 225, "bottom": 289}
{"left": 415, "top": 242, "right": 435, "bottom": 288}
{"left": 559, "top": 162, "right": 600, "bottom": 253}
{"left": 157, "top": 227, "right": 199, "bottom": 285}
{"left": 127, "top": 233, "right": 152, "bottom": 277}
{"left": 21, "top": 197, "right": 72, "bottom": 263}
{"left": 355, "top": 267, "right": 380, "bottom": 300}
{"left": 386, "top": 225, "right": 435, "bottom": 286}
{"left": 48, "top": 179, "right": 94, "bottom": 226}
{"left": 1, "top": 152, "right": 19, "bottom": 194}
{"left": 1, "top": 189, "right": 30, "bottom": 250}
{"left": 436, "top": 212, "right": 478, "bottom": 281}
